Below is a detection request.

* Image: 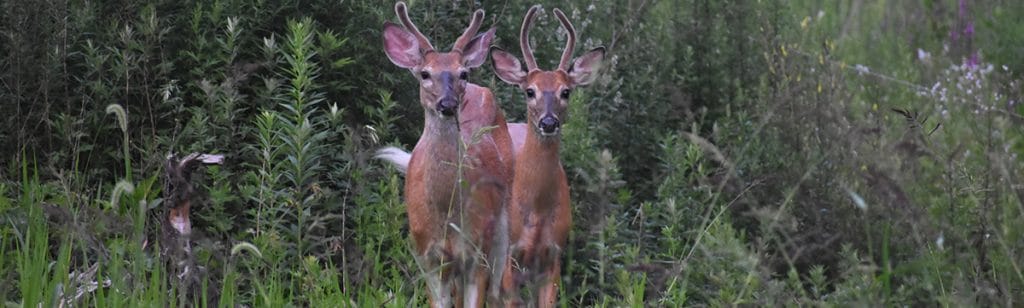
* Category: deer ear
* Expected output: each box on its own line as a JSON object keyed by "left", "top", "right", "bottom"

{"left": 383, "top": 22, "right": 422, "bottom": 68}
{"left": 462, "top": 28, "right": 495, "bottom": 68}
{"left": 569, "top": 47, "right": 605, "bottom": 86}
{"left": 491, "top": 47, "right": 526, "bottom": 85}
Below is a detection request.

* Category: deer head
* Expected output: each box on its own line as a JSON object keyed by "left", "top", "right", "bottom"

{"left": 383, "top": 2, "right": 496, "bottom": 119}
{"left": 491, "top": 6, "right": 604, "bottom": 137}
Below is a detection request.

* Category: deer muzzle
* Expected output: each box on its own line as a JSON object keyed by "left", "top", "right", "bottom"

{"left": 538, "top": 116, "right": 560, "bottom": 135}
{"left": 437, "top": 71, "right": 458, "bottom": 117}
{"left": 437, "top": 97, "right": 458, "bottom": 117}
{"left": 538, "top": 94, "right": 561, "bottom": 136}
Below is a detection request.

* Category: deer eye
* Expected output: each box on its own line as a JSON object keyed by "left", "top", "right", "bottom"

{"left": 420, "top": 71, "right": 431, "bottom": 80}
{"left": 459, "top": 71, "right": 468, "bottom": 80}
{"left": 525, "top": 89, "right": 536, "bottom": 98}
{"left": 560, "top": 89, "right": 572, "bottom": 99}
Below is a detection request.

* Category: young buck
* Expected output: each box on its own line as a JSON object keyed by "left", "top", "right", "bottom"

{"left": 379, "top": 2, "right": 514, "bottom": 307}
{"left": 491, "top": 6, "right": 604, "bottom": 307}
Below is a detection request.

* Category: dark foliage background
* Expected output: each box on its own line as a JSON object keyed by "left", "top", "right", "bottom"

{"left": 1, "top": 0, "right": 1023, "bottom": 306}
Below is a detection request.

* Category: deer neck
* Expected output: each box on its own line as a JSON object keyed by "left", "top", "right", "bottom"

{"left": 513, "top": 128, "right": 564, "bottom": 213}
{"left": 417, "top": 111, "right": 466, "bottom": 209}
{"left": 422, "top": 112, "right": 460, "bottom": 141}
{"left": 520, "top": 129, "right": 560, "bottom": 162}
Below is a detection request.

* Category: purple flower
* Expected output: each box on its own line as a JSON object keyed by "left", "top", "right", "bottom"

{"left": 964, "top": 21, "right": 974, "bottom": 38}
{"left": 966, "top": 52, "right": 979, "bottom": 68}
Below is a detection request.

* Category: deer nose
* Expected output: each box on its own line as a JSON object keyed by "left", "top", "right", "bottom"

{"left": 538, "top": 116, "right": 560, "bottom": 135}
{"left": 437, "top": 97, "right": 458, "bottom": 117}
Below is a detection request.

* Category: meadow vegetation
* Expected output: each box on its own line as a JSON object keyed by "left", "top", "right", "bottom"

{"left": 1, "top": 0, "right": 1022, "bottom": 306}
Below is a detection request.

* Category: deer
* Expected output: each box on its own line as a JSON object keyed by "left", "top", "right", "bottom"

{"left": 162, "top": 153, "right": 224, "bottom": 304}
{"left": 490, "top": 6, "right": 604, "bottom": 307}
{"left": 378, "top": 2, "right": 515, "bottom": 307}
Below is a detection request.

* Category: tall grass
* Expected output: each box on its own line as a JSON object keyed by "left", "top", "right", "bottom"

{"left": 1, "top": 0, "right": 1022, "bottom": 306}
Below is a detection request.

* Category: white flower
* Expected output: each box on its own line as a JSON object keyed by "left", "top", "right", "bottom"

{"left": 845, "top": 188, "right": 867, "bottom": 211}
{"left": 854, "top": 64, "right": 870, "bottom": 75}
{"left": 917, "top": 48, "right": 931, "bottom": 61}
{"left": 982, "top": 64, "right": 994, "bottom": 75}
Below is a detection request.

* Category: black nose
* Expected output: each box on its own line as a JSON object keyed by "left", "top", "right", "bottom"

{"left": 539, "top": 116, "right": 560, "bottom": 134}
{"left": 437, "top": 98, "right": 457, "bottom": 117}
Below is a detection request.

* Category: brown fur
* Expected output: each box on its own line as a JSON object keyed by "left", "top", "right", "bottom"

{"left": 503, "top": 123, "right": 571, "bottom": 307}
{"left": 500, "top": 72, "right": 573, "bottom": 308}
{"left": 491, "top": 6, "right": 605, "bottom": 307}
{"left": 405, "top": 84, "right": 514, "bottom": 308}
{"left": 384, "top": 3, "right": 511, "bottom": 306}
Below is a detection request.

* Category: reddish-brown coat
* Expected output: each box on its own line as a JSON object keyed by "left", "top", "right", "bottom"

{"left": 491, "top": 6, "right": 605, "bottom": 307}
{"left": 383, "top": 3, "right": 510, "bottom": 305}
{"left": 405, "top": 83, "right": 514, "bottom": 253}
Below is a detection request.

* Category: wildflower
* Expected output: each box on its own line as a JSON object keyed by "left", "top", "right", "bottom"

{"left": 981, "top": 64, "right": 994, "bottom": 75}
{"left": 966, "top": 53, "right": 979, "bottom": 69}
{"left": 854, "top": 64, "right": 869, "bottom": 75}
{"left": 329, "top": 103, "right": 340, "bottom": 119}
{"left": 845, "top": 188, "right": 867, "bottom": 211}
{"left": 916, "top": 48, "right": 931, "bottom": 62}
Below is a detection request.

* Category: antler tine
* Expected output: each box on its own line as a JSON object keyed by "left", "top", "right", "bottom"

{"left": 553, "top": 8, "right": 576, "bottom": 71}
{"left": 395, "top": 2, "right": 434, "bottom": 52}
{"left": 453, "top": 9, "right": 485, "bottom": 52}
{"left": 520, "top": 5, "right": 541, "bottom": 72}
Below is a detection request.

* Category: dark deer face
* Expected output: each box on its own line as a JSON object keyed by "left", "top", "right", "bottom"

{"left": 490, "top": 6, "right": 604, "bottom": 137}
{"left": 383, "top": 2, "right": 495, "bottom": 119}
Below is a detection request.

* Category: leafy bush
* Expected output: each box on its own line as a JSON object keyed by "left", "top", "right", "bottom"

{"left": 1, "top": 0, "right": 1022, "bottom": 306}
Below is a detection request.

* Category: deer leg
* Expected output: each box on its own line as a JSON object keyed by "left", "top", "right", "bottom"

{"left": 456, "top": 223, "right": 490, "bottom": 308}
{"left": 521, "top": 246, "right": 546, "bottom": 308}
{"left": 460, "top": 257, "right": 487, "bottom": 308}
{"left": 457, "top": 235, "right": 489, "bottom": 308}
{"left": 415, "top": 243, "right": 454, "bottom": 308}
{"left": 487, "top": 206, "right": 509, "bottom": 306}
{"left": 536, "top": 265, "right": 560, "bottom": 308}
{"left": 533, "top": 243, "right": 562, "bottom": 308}
{"left": 468, "top": 179, "right": 510, "bottom": 307}
{"left": 501, "top": 243, "right": 528, "bottom": 307}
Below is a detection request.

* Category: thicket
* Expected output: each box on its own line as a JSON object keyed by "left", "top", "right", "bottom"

{"left": 1, "top": 0, "right": 1022, "bottom": 306}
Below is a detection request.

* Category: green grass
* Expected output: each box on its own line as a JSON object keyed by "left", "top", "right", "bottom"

{"left": 2, "top": 0, "right": 1023, "bottom": 306}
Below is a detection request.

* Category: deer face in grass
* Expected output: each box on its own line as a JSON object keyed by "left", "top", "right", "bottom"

{"left": 490, "top": 6, "right": 604, "bottom": 137}
{"left": 383, "top": 2, "right": 494, "bottom": 119}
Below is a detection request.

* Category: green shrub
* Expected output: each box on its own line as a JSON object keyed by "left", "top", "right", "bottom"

{"left": 2, "top": 0, "right": 1023, "bottom": 305}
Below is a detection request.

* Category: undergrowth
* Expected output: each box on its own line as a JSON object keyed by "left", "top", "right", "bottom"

{"left": 1, "top": 0, "right": 1022, "bottom": 306}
